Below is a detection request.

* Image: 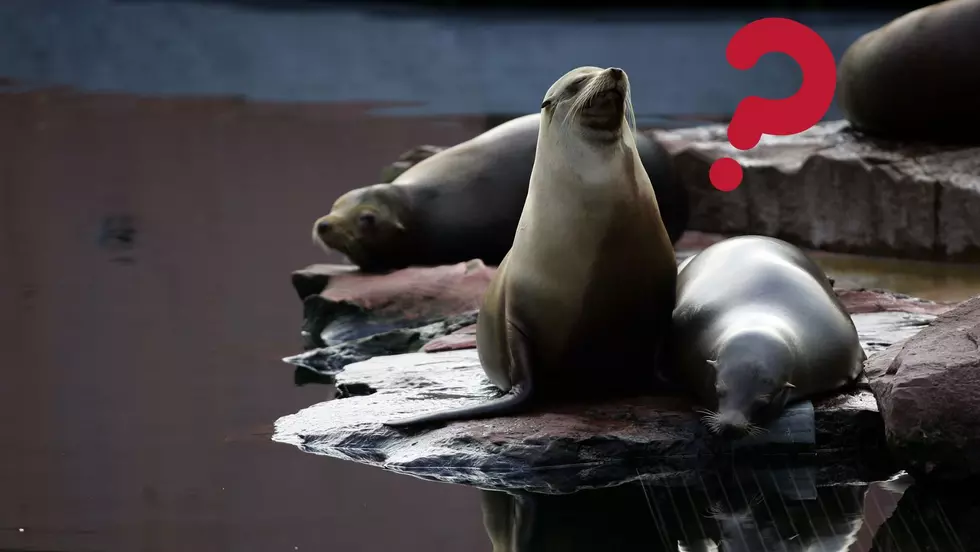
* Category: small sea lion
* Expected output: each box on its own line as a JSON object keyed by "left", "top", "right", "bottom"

{"left": 311, "top": 112, "right": 687, "bottom": 273}
{"left": 670, "top": 235, "right": 865, "bottom": 437}
{"left": 837, "top": 0, "right": 980, "bottom": 143}
{"left": 385, "top": 66, "right": 678, "bottom": 427}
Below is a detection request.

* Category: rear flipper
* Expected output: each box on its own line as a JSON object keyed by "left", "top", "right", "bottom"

{"left": 384, "top": 320, "right": 536, "bottom": 429}
{"left": 383, "top": 385, "right": 533, "bottom": 428}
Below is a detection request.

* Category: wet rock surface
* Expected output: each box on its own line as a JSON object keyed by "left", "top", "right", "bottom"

{"left": 273, "top": 309, "right": 933, "bottom": 493}
{"left": 289, "top": 260, "right": 493, "bottom": 352}
{"left": 653, "top": 120, "right": 980, "bottom": 262}
{"left": 835, "top": 288, "right": 955, "bottom": 316}
{"left": 866, "top": 295, "right": 980, "bottom": 483}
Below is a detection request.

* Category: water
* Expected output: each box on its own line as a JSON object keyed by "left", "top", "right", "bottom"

{"left": 3, "top": 2, "right": 980, "bottom": 551}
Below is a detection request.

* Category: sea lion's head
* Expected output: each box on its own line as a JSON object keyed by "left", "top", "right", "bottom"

{"left": 312, "top": 183, "right": 411, "bottom": 271}
{"left": 539, "top": 66, "right": 636, "bottom": 147}
{"left": 700, "top": 331, "right": 796, "bottom": 439}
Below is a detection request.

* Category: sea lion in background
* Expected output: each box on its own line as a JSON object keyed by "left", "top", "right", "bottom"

{"left": 837, "top": 0, "right": 980, "bottom": 143}
{"left": 670, "top": 235, "right": 865, "bottom": 438}
{"left": 385, "top": 66, "right": 678, "bottom": 427}
{"left": 311, "top": 111, "right": 687, "bottom": 273}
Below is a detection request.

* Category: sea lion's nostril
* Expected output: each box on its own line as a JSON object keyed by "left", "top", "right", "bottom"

{"left": 316, "top": 221, "right": 332, "bottom": 235}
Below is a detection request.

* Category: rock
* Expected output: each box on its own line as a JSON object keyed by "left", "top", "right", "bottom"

{"left": 284, "top": 311, "right": 478, "bottom": 376}
{"left": 287, "top": 255, "right": 950, "bottom": 374}
{"left": 290, "top": 259, "right": 495, "bottom": 350}
{"left": 865, "top": 295, "right": 980, "bottom": 483}
{"left": 870, "top": 476, "right": 980, "bottom": 551}
{"left": 421, "top": 323, "right": 477, "bottom": 353}
{"left": 836, "top": 288, "right": 955, "bottom": 316}
{"left": 272, "top": 310, "right": 934, "bottom": 493}
{"left": 291, "top": 263, "right": 359, "bottom": 301}
{"left": 652, "top": 120, "right": 980, "bottom": 262}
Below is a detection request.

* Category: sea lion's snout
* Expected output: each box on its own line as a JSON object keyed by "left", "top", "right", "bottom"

{"left": 313, "top": 215, "right": 339, "bottom": 240}
{"left": 315, "top": 219, "right": 332, "bottom": 236}
{"left": 312, "top": 214, "right": 347, "bottom": 252}
{"left": 714, "top": 411, "right": 752, "bottom": 438}
{"left": 579, "top": 69, "right": 628, "bottom": 132}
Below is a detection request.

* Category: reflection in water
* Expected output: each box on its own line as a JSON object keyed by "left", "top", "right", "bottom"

{"left": 811, "top": 251, "right": 980, "bottom": 304}
{"left": 479, "top": 469, "right": 929, "bottom": 552}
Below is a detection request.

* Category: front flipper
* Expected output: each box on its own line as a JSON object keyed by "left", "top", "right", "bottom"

{"left": 383, "top": 321, "right": 536, "bottom": 429}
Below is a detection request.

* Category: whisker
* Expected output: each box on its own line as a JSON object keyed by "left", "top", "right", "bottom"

{"left": 745, "top": 424, "right": 769, "bottom": 437}
{"left": 625, "top": 87, "right": 636, "bottom": 132}
{"left": 563, "top": 75, "right": 601, "bottom": 130}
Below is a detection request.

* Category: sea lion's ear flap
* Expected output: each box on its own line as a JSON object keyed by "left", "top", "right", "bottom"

{"left": 783, "top": 382, "right": 796, "bottom": 389}
{"left": 706, "top": 359, "right": 719, "bottom": 369}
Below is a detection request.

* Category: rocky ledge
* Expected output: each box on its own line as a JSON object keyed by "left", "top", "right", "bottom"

{"left": 866, "top": 295, "right": 980, "bottom": 484}
{"left": 656, "top": 121, "right": 980, "bottom": 262}
{"left": 276, "top": 260, "right": 956, "bottom": 493}
{"left": 273, "top": 312, "right": 916, "bottom": 494}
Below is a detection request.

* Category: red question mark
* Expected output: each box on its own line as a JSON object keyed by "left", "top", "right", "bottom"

{"left": 709, "top": 18, "right": 837, "bottom": 192}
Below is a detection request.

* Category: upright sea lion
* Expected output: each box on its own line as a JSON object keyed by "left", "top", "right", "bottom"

{"left": 311, "top": 112, "right": 687, "bottom": 273}
{"left": 837, "top": 0, "right": 980, "bottom": 143}
{"left": 385, "top": 66, "right": 678, "bottom": 427}
{"left": 670, "top": 235, "right": 865, "bottom": 438}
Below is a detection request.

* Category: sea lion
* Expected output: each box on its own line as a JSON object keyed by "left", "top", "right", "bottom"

{"left": 670, "top": 235, "right": 865, "bottom": 438}
{"left": 385, "top": 66, "right": 678, "bottom": 427}
{"left": 311, "top": 112, "right": 687, "bottom": 273}
{"left": 837, "top": 0, "right": 980, "bottom": 143}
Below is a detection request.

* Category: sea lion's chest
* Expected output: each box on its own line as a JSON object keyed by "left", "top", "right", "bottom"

{"left": 508, "top": 181, "right": 670, "bottom": 358}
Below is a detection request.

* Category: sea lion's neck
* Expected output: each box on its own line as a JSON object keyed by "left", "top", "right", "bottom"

{"left": 532, "top": 133, "right": 634, "bottom": 195}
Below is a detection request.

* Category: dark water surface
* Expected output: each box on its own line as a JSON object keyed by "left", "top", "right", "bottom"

{"left": 0, "top": 92, "right": 493, "bottom": 551}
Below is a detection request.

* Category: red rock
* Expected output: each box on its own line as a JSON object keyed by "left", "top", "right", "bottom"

{"left": 865, "top": 295, "right": 980, "bottom": 482}
{"left": 835, "top": 288, "right": 956, "bottom": 316}
{"left": 294, "top": 259, "right": 497, "bottom": 323}
{"left": 422, "top": 324, "right": 478, "bottom": 353}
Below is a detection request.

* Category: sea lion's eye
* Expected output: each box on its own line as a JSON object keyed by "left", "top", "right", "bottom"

{"left": 566, "top": 77, "right": 588, "bottom": 96}
{"left": 358, "top": 212, "right": 377, "bottom": 229}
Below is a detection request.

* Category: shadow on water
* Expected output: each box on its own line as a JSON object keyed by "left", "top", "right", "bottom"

{"left": 478, "top": 468, "right": 974, "bottom": 551}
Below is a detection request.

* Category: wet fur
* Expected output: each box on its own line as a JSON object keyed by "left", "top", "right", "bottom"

{"left": 671, "top": 235, "right": 866, "bottom": 437}
{"left": 385, "top": 67, "right": 677, "bottom": 428}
